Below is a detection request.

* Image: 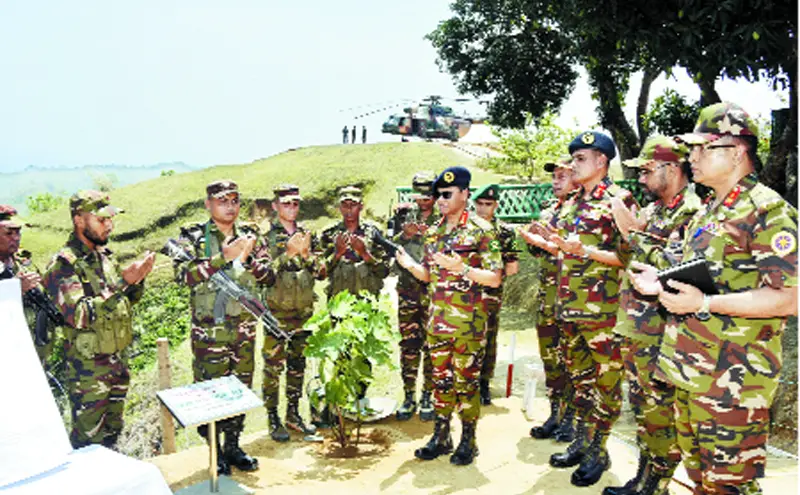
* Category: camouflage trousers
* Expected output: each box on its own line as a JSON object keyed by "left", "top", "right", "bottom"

{"left": 191, "top": 320, "right": 257, "bottom": 386}
{"left": 675, "top": 389, "right": 768, "bottom": 495}
{"left": 622, "top": 337, "right": 680, "bottom": 475}
{"left": 262, "top": 309, "right": 311, "bottom": 410}
{"left": 65, "top": 343, "right": 130, "bottom": 449}
{"left": 562, "top": 320, "right": 623, "bottom": 442}
{"left": 535, "top": 319, "right": 569, "bottom": 400}
{"left": 398, "top": 293, "right": 433, "bottom": 394}
{"left": 427, "top": 324, "right": 486, "bottom": 423}
{"left": 479, "top": 299, "right": 501, "bottom": 382}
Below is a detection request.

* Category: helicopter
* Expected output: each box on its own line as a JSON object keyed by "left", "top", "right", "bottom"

{"left": 379, "top": 95, "right": 487, "bottom": 142}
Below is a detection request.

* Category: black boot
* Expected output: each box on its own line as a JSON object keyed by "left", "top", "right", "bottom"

{"left": 549, "top": 419, "right": 587, "bottom": 468}
{"left": 571, "top": 430, "right": 611, "bottom": 487}
{"left": 636, "top": 466, "right": 672, "bottom": 495}
{"left": 553, "top": 404, "right": 575, "bottom": 443}
{"left": 530, "top": 399, "right": 561, "bottom": 439}
{"left": 286, "top": 402, "right": 317, "bottom": 435}
{"left": 418, "top": 390, "right": 434, "bottom": 422}
{"left": 268, "top": 408, "right": 290, "bottom": 442}
{"left": 395, "top": 390, "right": 417, "bottom": 421}
{"left": 414, "top": 415, "right": 453, "bottom": 460}
{"left": 198, "top": 423, "right": 230, "bottom": 476}
{"left": 450, "top": 420, "right": 479, "bottom": 466}
{"left": 602, "top": 452, "right": 649, "bottom": 495}
{"left": 223, "top": 418, "right": 259, "bottom": 472}
{"left": 479, "top": 379, "right": 492, "bottom": 405}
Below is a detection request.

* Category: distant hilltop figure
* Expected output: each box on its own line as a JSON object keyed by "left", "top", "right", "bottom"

{"left": 351, "top": 125, "right": 356, "bottom": 145}
{"left": 342, "top": 125, "right": 349, "bottom": 144}
{"left": 362, "top": 125, "right": 367, "bottom": 144}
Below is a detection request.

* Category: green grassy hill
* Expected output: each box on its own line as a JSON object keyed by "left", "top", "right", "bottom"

{"left": 21, "top": 143, "right": 506, "bottom": 275}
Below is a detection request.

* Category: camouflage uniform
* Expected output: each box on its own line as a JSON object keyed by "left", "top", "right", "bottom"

{"left": 392, "top": 182, "right": 440, "bottom": 405}
{"left": 529, "top": 199, "right": 570, "bottom": 404}
{"left": 480, "top": 217, "right": 518, "bottom": 387}
{"left": 43, "top": 191, "right": 139, "bottom": 449}
{"left": 318, "top": 226, "right": 389, "bottom": 298}
{"left": 423, "top": 210, "right": 501, "bottom": 432}
{"left": 174, "top": 181, "right": 273, "bottom": 470}
{"left": 654, "top": 103, "right": 799, "bottom": 494}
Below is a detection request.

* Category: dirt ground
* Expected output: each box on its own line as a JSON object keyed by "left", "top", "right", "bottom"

{"left": 150, "top": 308, "right": 799, "bottom": 494}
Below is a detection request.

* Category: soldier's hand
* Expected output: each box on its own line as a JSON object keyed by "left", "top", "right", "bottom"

{"left": 122, "top": 251, "right": 156, "bottom": 285}
{"left": 402, "top": 222, "right": 420, "bottom": 239}
{"left": 518, "top": 228, "right": 545, "bottom": 247}
{"left": 659, "top": 280, "right": 703, "bottom": 314}
{"left": 627, "top": 261, "right": 662, "bottom": 296}
{"left": 286, "top": 232, "right": 304, "bottom": 258}
{"left": 557, "top": 234, "right": 585, "bottom": 257}
{"left": 334, "top": 232, "right": 349, "bottom": 258}
{"left": 432, "top": 252, "right": 462, "bottom": 272}
{"left": 349, "top": 234, "right": 369, "bottom": 258}
{"left": 610, "top": 197, "right": 637, "bottom": 238}
{"left": 222, "top": 236, "right": 248, "bottom": 262}
{"left": 18, "top": 271, "right": 42, "bottom": 293}
{"left": 300, "top": 232, "right": 312, "bottom": 259}
{"left": 238, "top": 235, "right": 257, "bottom": 263}
{"left": 395, "top": 246, "right": 414, "bottom": 270}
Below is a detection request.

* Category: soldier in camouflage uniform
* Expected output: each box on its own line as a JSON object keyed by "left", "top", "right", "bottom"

{"left": 261, "top": 184, "right": 323, "bottom": 441}
{"left": 629, "top": 103, "right": 798, "bottom": 495}
{"left": 44, "top": 191, "right": 155, "bottom": 449}
{"left": 518, "top": 156, "right": 577, "bottom": 441}
{"left": 547, "top": 131, "right": 639, "bottom": 487}
{"left": 174, "top": 180, "right": 273, "bottom": 474}
{"left": 603, "top": 136, "right": 701, "bottom": 495}
{"left": 261, "top": 184, "right": 321, "bottom": 441}
{"left": 318, "top": 185, "right": 390, "bottom": 402}
{"left": 0, "top": 205, "right": 56, "bottom": 364}
{"left": 392, "top": 172, "right": 440, "bottom": 422}
{"left": 473, "top": 184, "right": 519, "bottom": 405}
{"left": 396, "top": 166, "right": 503, "bottom": 466}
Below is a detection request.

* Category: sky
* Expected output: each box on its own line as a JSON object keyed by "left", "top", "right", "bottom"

{"left": 0, "top": 1, "right": 790, "bottom": 172}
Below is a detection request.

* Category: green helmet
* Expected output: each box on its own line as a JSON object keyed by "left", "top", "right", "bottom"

{"left": 623, "top": 135, "right": 689, "bottom": 168}
{"left": 676, "top": 102, "right": 758, "bottom": 145}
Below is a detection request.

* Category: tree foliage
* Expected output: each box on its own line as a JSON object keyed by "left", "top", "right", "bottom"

{"left": 304, "top": 291, "right": 398, "bottom": 448}
{"left": 643, "top": 89, "right": 703, "bottom": 138}
{"left": 481, "top": 112, "right": 575, "bottom": 181}
{"left": 26, "top": 192, "right": 66, "bottom": 214}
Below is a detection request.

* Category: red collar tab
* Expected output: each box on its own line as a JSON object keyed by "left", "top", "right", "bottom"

{"left": 459, "top": 210, "right": 469, "bottom": 227}
{"left": 723, "top": 186, "right": 741, "bottom": 208}
{"left": 592, "top": 182, "right": 609, "bottom": 200}
{"left": 666, "top": 193, "right": 683, "bottom": 210}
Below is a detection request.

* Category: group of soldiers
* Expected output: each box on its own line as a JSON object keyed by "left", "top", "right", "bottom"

{"left": 516, "top": 101, "right": 797, "bottom": 495}
{"left": 0, "top": 100, "right": 795, "bottom": 494}
{"left": 342, "top": 125, "right": 367, "bottom": 144}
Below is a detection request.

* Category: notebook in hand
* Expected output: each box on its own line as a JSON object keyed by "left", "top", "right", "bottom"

{"left": 657, "top": 257, "right": 719, "bottom": 295}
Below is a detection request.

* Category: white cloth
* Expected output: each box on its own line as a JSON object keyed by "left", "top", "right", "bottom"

{"left": 0, "top": 279, "right": 171, "bottom": 494}
{"left": 0, "top": 278, "right": 71, "bottom": 487}
{"left": 0, "top": 445, "right": 171, "bottom": 495}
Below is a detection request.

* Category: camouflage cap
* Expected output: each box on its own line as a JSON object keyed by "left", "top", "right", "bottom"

{"left": 69, "top": 190, "right": 123, "bottom": 218}
{"left": 676, "top": 101, "right": 758, "bottom": 145}
{"left": 206, "top": 179, "right": 239, "bottom": 198}
{"left": 339, "top": 185, "right": 363, "bottom": 203}
{"left": 623, "top": 135, "right": 689, "bottom": 168}
{"left": 411, "top": 171, "right": 437, "bottom": 198}
{"left": 0, "top": 204, "right": 21, "bottom": 229}
{"left": 273, "top": 183, "right": 302, "bottom": 203}
{"left": 543, "top": 154, "right": 573, "bottom": 173}
{"left": 473, "top": 184, "right": 500, "bottom": 202}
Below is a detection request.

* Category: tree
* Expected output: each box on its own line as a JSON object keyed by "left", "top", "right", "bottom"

{"left": 643, "top": 89, "right": 702, "bottom": 138}
{"left": 26, "top": 192, "right": 65, "bottom": 214}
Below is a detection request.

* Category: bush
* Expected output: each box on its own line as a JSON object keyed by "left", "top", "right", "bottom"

{"left": 26, "top": 192, "right": 66, "bottom": 214}
{"left": 129, "top": 282, "right": 191, "bottom": 371}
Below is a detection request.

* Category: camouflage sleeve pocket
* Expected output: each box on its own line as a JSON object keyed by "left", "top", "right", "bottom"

{"left": 752, "top": 204, "right": 798, "bottom": 289}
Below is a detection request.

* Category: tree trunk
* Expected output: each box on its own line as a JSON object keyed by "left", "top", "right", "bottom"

{"left": 696, "top": 77, "right": 721, "bottom": 106}
{"left": 762, "top": 72, "right": 797, "bottom": 206}
{"left": 636, "top": 67, "right": 660, "bottom": 146}
{"left": 587, "top": 64, "right": 641, "bottom": 179}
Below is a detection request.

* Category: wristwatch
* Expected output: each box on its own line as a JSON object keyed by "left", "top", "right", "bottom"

{"left": 695, "top": 294, "right": 712, "bottom": 321}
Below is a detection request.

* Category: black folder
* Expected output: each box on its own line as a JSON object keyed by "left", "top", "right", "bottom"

{"left": 657, "top": 257, "right": 719, "bottom": 295}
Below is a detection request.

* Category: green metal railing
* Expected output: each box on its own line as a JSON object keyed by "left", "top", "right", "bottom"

{"left": 396, "top": 180, "right": 645, "bottom": 223}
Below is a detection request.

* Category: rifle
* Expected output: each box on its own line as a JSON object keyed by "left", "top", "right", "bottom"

{"left": 161, "top": 239, "right": 292, "bottom": 341}
{"left": 3, "top": 264, "right": 64, "bottom": 346}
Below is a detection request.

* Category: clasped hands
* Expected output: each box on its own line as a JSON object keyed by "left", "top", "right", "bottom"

{"left": 627, "top": 261, "right": 704, "bottom": 314}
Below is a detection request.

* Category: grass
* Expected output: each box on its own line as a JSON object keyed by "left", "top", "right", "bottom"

{"left": 20, "top": 142, "right": 507, "bottom": 273}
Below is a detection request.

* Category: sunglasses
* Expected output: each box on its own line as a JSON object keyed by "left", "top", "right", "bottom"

{"left": 438, "top": 190, "right": 456, "bottom": 200}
